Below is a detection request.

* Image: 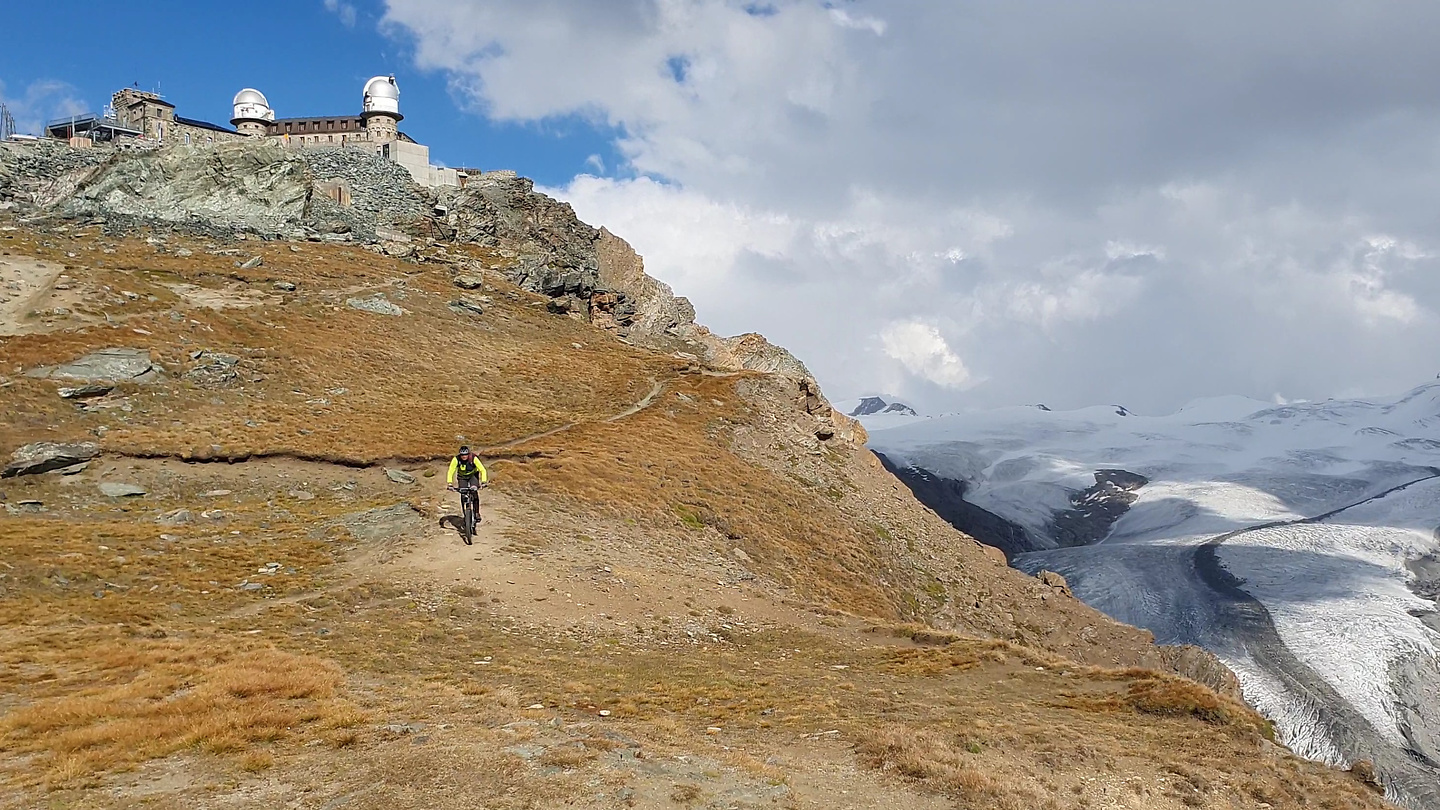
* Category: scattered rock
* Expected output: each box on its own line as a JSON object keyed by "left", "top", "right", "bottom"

{"left": 200, "top": 489, "right": 233, "bottom": 497}
{"left": 731, "top": 547, "right": 752, "bottom": 564}
{"left": 98, "top": 482, "right": 146, "bottom": 498}
{"left": 380, "top": 723, "right": 426, "bottom": 736}
{"left": 57, "top": 462, "right": 90, "bottom": 476}
{"left": 58, "top": 383, "right": 116, "bottom": 400}
{"left": 288, "top": 489, "right": 315, "bottom": 501}
{"left": 26, "top": 348, "right": 162, "bottom": 384}
{"left": 454, "top": 275, "right": 485, "bottom": 290}
{"left": 185, "top": 351, "right": 241, "bottom": 388}
{"left": 157, "top": 509, "right": 194, "bottom": 525}
{"left": 240, "top": 582, "right": 265, "bottom": 592}
{"left": 346, "top": 294, "right": 405, "bottom": 316}
{"left": 272, "top": 280, "right": 297, "bottom": 292}
{"left": 449, "top": 298, "right": 485, "bottom": 317}
{"left": 236, "top": 256, "right": 264, "bottom": 270}
{"left": 3, "top": 441, "right": 101, "bottom": 477}
{"left": 385, "top": 468, "right": 416, "bottom": 485}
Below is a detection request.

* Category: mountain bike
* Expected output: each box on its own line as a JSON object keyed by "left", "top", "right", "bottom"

{"left": 448, "top": 484, "right": 482, "bottom": 545}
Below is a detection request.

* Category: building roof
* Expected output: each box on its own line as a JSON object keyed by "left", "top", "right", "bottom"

{"left": 233, "top": 88, "right": 269, "bottom": 107}
{"left": 174, "top": 116, "right": 236, "bottom": 135}
{"left": 363, "top": 76, "right": 399, "bottom": 101}
{"left": 114, "top": 89, "right": 175, "bottom": 109}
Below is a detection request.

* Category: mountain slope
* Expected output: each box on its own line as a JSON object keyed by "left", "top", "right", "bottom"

{"left": 0, "top": 140, "right": 1394, "bottom": 809}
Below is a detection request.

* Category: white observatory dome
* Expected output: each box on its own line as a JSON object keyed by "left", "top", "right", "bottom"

{"left": 231, "top": 88, "right": 274, "bottom": 122}
{"left": 362, "top": 76, "right": 401, "bottom": 116}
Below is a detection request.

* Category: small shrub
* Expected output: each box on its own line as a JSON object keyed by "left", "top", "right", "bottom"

{"left": 671, "top": 783, "right": 702, "bottom": 803}
{"left": 239, "top": 750, "right": 275, "bottom": 773}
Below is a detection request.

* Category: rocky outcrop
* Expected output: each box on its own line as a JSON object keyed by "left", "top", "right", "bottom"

{"left": 3, "top": 441, "right": 101, "bottom": 478}
{"left": 61, "top": 142, "right": 311, "bottom": 236}
{"left": 1037, "top": 570, "right": 1073, "bottom": 597}
{"left": 0, "top": 140, "right": 112, "bottom": 213}
{"left": 1159, "top": 644, "right": 1245, "bottom": 700}
{"left": 1048, "top": 469, "right": 1149, "bottom": 547}
{"left": 4, "top": 140, "right": 827, "bottom": 404}
{"left": 595, "top": 228, "right": 696, "bottom": 337}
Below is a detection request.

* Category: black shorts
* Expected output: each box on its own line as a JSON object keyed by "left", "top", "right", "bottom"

{"left": 456, "top": 474, "right": 480, "bottom": 490}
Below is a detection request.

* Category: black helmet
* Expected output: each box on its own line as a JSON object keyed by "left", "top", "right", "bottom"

{"left": 458, "top": 445, "right": 472, "bottom": 457}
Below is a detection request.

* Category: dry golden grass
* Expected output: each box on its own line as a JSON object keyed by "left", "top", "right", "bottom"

{"left": 1, "top": 642, "right": 360, "bottom": 788}
{"left": 857, "top": 724, "right": 1056, "bottom": 810}
{"left": 0, "top": 232, "right": 665, "bottom": 463}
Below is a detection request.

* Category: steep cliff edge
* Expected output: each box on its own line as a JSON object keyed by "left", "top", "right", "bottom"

{"left": 0, "top": 140, "right": 1382, "bottom": 809}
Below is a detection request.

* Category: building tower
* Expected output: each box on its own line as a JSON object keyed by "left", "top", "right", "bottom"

{"left": 361, "top": 76, "right": 402, "bottom": 143}
{"left": 230, "top": 89, "right": 274, "bottom": 137}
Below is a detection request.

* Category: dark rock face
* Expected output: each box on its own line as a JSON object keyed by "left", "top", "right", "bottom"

{"left": 874, "top": 452, "right": 1035, "bottom": 559}
{"left": 1048, "top": 469, "right": 1149, "bottom": 547}
{"left": 849, "top": 397, "right": 918, "bottom": 417}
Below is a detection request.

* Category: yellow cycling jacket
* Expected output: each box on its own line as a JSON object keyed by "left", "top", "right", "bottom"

{"left": 447, "top": 455, "right": 489, "bottom": 485}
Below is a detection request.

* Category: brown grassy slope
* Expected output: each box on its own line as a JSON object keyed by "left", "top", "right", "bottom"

{"left": 1, "top": 227, "right": 1167, "bottom": 664}
{"left": 0, "top": 226, "right": 1393, "bottom": 808}
{"left": 0, "top": 229, "right": 661, "bottom": 461}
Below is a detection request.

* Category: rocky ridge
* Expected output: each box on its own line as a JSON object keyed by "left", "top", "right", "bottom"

{"left": 0, "top": 140, "right": 816, "bottom": 399}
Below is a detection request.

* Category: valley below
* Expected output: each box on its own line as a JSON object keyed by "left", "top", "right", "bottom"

{"left": 865, "top": 392, "right": 1440, "bottom": 809}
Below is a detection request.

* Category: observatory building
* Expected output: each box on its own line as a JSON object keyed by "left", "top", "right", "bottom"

{"left": 228, "top": 76, "right": 459, "bottom": 187}
{"left": 47, "top": 76, "right": 460, "bottom": 188}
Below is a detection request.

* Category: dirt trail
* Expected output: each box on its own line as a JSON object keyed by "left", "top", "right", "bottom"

{"left": 0, "top": 254, "right": 64, "bottom": 335}
{"left": 480, "top": 377, "right": 664, "bottom": 454}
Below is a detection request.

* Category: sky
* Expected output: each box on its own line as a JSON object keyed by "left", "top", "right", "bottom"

{"left": 6, "top": 1, "right": 1440, "bottom": 415}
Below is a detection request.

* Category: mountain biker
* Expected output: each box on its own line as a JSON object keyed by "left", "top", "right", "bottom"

{"left": 446, "top": 445, "right": 489, "bottom": 493}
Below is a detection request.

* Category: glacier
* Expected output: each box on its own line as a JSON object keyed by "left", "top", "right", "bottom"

{"left": 864, "top": 383, "right": 1440, "bottom": 807}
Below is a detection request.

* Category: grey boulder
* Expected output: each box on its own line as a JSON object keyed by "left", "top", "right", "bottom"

{"left": 28, "top": 348, "right": 162, "bottom": 384}
{"left": 346, "top": 295, "right": 405, "bottom": 316}
{"left": 385, "top": 468, "right": 417, "bottom": 485}
{"left": 3, "top": 442, "right": 101, "bottom": 478}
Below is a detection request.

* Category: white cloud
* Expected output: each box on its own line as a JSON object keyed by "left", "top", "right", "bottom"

{"left": 880, "top": 321, "right": 972, "bottom": 389}
{"left": 385, "top": 0, "right": 1440, "bottom": 413}
{"left": 827, "top": 8, "right": 886, "bottom": 36}
{"left": 324, "top": 0, "right": 358, "bottom": 28}
{"left": 0, "top": 79, "right": 86, "bottom": 137}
